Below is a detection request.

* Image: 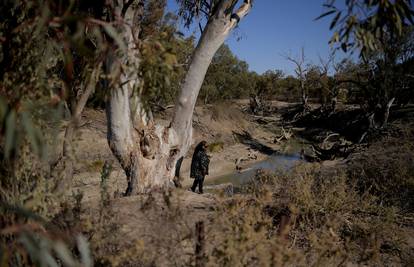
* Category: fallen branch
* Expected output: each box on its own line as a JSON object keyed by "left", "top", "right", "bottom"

{"left": 274, "top": 127, "right": 293, "bottom": 143}
{"left": 311, "top": 142, "right": 353, "bottom": 161}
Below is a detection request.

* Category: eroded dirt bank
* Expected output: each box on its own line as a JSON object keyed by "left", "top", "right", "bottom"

{"left": 58, "top": 101, "right": 414, "bottom": 266}
{"left": 67, "top": 101, "right": 291, "bottom": 202}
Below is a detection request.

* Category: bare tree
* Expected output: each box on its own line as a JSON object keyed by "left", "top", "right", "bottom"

{"left": 318, "top": 54, "right": 337, "bottom": 112}
{"left": 105, "top": 0, "right": 252, "bottom": 195}
{"left": 285, "top": 48, "right": 309, "bottom": 110}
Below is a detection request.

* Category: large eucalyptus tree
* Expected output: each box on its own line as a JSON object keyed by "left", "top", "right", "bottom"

{"left": 105, "top": 0, "right": 252, "bottom": 195}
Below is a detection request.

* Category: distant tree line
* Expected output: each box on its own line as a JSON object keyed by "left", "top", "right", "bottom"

{"left": 202, "top": 25, "right": 414, "bottom": 109}
{"left": 109, "top": 12, "right": 413, "bottom": 111}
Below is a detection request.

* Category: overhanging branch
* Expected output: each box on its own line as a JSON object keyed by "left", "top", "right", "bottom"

{"left": 229, "top": 0, "right": 252, "bottom": 28}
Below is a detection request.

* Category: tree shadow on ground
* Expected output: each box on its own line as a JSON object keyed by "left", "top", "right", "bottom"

{"left": 232, "top": 131, "right": 277, "bottom": 155}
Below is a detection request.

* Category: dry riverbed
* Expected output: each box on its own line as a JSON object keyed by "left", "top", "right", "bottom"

{"left": 67, "top": 103, "right": 291, "bottom": 202}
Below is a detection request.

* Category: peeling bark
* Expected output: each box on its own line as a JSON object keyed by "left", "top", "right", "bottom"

{"left": 106, "top": 0, "right": 252, "bottom": 195}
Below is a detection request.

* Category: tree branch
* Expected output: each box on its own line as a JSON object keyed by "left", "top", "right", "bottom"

{"left": 122, "top": 0, "right": 136, "bottom": 18}
{"left": 226, "top": 0, "right": 252, "bottom": 32}
{"left": 171, "top": 0, "right": 252, "bottom": 157}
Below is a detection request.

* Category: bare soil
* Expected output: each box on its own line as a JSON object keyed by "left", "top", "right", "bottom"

{"left": 67, "top": 102, "right": 284, "bottom": 202}
{"left": 64, "top": 102, "right": 288, "bottom": 265}
{"left": 59, "top": 101, "right": 414, "bottom": 266}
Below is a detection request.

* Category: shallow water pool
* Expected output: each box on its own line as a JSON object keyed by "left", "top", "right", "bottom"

{"left": 206, "top": 137, "right": 308, "bottom": 186}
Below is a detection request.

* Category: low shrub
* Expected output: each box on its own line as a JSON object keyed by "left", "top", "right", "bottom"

{"left": 208, "top": 141, "right": 224, "bottom": 153}
{"left": 204, "top": 164, "right": 412, "bottom": 266}
{"left": 348, "top": 134, "right": 414, "bottom": 211}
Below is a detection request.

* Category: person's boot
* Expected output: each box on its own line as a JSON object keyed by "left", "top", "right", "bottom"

{"left": 190, "top": 180, "right": 197, "bottom": 192}
{"left": 198, "top": 180, "right": 204, "bottom": 194}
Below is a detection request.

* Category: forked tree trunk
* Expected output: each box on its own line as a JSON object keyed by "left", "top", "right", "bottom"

{"left": 360, "top": 97, "right": 395, "bottom": 143}
{"left": 106, "top": 0, "right": 251, "bottom": 195}
{"left": 367, "top": 97, "right": 395, "bottom": 130}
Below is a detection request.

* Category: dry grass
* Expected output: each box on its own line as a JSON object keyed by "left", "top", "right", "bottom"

{"left": 3, "top": 145, "right": 413, "bottom": 266}
{"left": 207, "top": 141, "right": 224, "bottom": 153}
{"left": 83, "top": 158, "right": 412, "bottom": 266}
{"left": 2, "top": 111, "right": 414, "bottom": 267}
{"left": 348, "top": 130, "right": 414, "bottom": 211}
{"left": 85, "top": 159, "right": 105, "bottom": 173}
{"left": 201, "top": 163, "right": 413, "bottom": 266}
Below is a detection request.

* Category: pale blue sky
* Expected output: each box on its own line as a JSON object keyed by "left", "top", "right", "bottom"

{"left": 166, "top": 0, "right": 351, "bottom": 75}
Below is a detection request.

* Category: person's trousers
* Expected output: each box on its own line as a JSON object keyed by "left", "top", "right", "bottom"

{"left": 191, "top": 176, "right": 205, "bottom": 193}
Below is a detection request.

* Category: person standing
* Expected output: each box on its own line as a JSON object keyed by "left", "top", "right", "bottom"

{"left": 190, "top": 141, "right": 210, "bottom": 194}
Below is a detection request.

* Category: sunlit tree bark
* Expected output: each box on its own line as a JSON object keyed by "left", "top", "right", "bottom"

{"left": 106, "top": 0, "right": 252, "bottom": 195}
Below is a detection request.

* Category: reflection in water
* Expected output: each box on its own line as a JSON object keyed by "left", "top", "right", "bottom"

{"left": 207, "top": 153, "right": 301, "bottom": 186}
{"left": 207, "top": 138, "right": 307, "bottom": 186}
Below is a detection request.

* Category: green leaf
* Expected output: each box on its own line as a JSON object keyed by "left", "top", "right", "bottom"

{"left": 164, "top": 76, "right": 171, "bottom": 87}
{"left": 34, "top": 5, "right": 51, "bottom": 37}
{"left": 4, "top": 110, "right": 16, "bottom": 159}
{"left": 333, "top": 31, "right": 340, "bottom": 43}
{"left": 330, "top": 11, "right": 342, "bottom": 30}
{"left": 395, "top": 12, "right": 402, "bottom": 34}
{"left": 315, "top": 10, "right": 336, "bottom": 21}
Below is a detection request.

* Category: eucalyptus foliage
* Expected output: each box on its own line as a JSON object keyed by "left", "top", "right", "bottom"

{"left": 319, "top": 0, "right": 414, "bottom": 56}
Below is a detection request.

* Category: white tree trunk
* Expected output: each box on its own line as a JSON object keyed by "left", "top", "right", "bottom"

{"left": 171, "top": 0, "right": 251, "bottom": 157}
{"left": 381, "top": 97, "right": 395, "bottom": 128}
{"left": 172, "top": 18, "right": 228, "bottom": 158}
{"left": 106, "top": 0, "right": 251, "bottom": 195}
{"left": 301, "top": 81, "right": 308, "bottom": 108}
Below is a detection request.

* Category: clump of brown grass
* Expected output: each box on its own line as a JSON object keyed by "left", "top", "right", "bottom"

{"left": 207, "top": 141, "right": 224, "bottom": 153}
{"left": 270, "top": 165, "right": 408, "bottom": 266}
{"left": 205, "top": 192, "right": 306, "bottom": 266}
{"left": 91, "top": 189, "right": 197, "bottom": 267}
{"left": 84, "top": 159, "right": 413, "bottom": 266}
{"left": 348, "top": 131, "right": 414, "bottom": 211}
{"left": 85, "top": 159, "right": 105, "bottom": 172}
{"left": 203, "top": 163, "right": 412, "bottom": 266}
{"left": 211, "top": 101, "right": 245, "bottom": 124}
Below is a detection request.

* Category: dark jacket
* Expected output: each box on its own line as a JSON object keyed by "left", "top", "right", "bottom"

{"left": 190, "top": 149, "right": 210, "bottom": 180}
